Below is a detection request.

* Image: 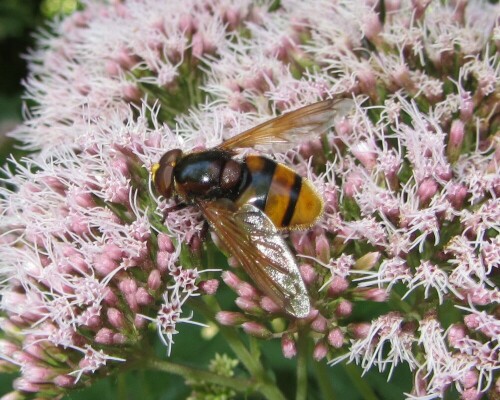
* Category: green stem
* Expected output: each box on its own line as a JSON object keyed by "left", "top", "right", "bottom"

{"left": 146, "top": 358, "right": 254, "bottom": 393}
{"left": 295, "top": 329, "right": 308, "bottom": 400}
{"left": 190, "top": 298, "right": 286, "bottom": 400}
{"left": 344, "top": 363, "right": 378, "bottom": 400}
{"left": 313, "top": 361, "right": 336, "bottom": 400}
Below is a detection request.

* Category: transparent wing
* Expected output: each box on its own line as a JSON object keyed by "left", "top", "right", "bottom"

{"left": 198, "top": 199, "right": 310, "bottom": 318}
{"left": 217, "top": 99, "right": 353, "bottom": 152}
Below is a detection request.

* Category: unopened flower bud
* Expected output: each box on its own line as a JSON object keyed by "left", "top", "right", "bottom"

{"left": 53, "top": 374, "right": 77, "bottom": 388}
{"left": 299, "top": 264, "right": 317, "bottom": 286}
{"left": 311, "top": 314, "right": 328, "bottom": 333}
{"left": 327, "top": 328, "right": 344, "bottom": 348}
{"left": 147, "top": 270, "right": 162, "bottom": 291}
{"left": 95, "top": 328, "right": 114, "bottom": 345}
{"left": 315, "top": 234, "right": 331, "bottom": 264}
{"left": 107, "top": 308, "right": 125, "bottom": 329}
{"left": 447, "top": 119, "right": 465, "bottom": 163}
{"left": 313, "top": 341, "right": 328, "bottom": 361}
{"left": 344, "top": 172, "right": 364, "bottom": 198}
{"left": 281, "top": 333, "right": 297, "bottom": 359}
{"left": 113, "top": 333, "right": 127, "bottom": 344}
{"left": 336, "top": 300, "right": 353, "bottom": 317}
{"left": 350, "top": 322, "right": 371, "bottom": 339}
{"left": 157, "top": 233, "right": 175, "bottom": 253}
{"left": 356, "top": 288, "right": 388, "bottom": 302}
{"left": 242, "top": 322, "right": 272, "bottom": 339}
{"left": 353, "top": 252, "right": 380, "bottom": 270}
{"left": 215, "top": 311, "right": 247, "bottom": 326}
{"left": 260, "top": 296, "right": 281, "bottom": 314}
{"left": 199, "top": 279, "right": 219, "bottom": 295}
{"left": 136, "top": 287, "right": 154, "bottom": 305}
{"left": 327, "top": 276, "right": 349, "bottom": 297}
{"left": 235, "top": 297, "right": 262, "bottom": 314}
{"left": 417, "top": 178, "right": 438, "bottom": 205}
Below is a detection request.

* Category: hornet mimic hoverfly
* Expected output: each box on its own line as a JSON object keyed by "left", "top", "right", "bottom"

{"left": 152, "top": 99, "right": 352, "bottom": 318}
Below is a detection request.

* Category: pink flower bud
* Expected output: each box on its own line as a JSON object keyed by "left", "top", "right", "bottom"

{"left": 113, "top": 333, "right": 127, "bottom": 344}
{"left": 0, "top": 340, "right": 18, "bottom": 358}
{"left": 235, "top": 297, "right": 261, "bottom": 314}
{"left": 119, "top": 278, "right": 137, "bottom": 296}
{"left": 222, "top": 271, "right": 258, "bottom": 298}
{"left": 336, "top": 300, "right": 353, "bottom": 317}
{"left": 315, "top": 234, "right": 331, "bottom": 264}
{"left": 54, "top": 374, "right": 77, "bottom": 388}
{"left": 447, "top": 119, "right": 465, "bottom": 162}
{"left": 351, "top": 141, "right": 377, "bottom": 171}
{"left": 463, "top": 370, "right": 478, "bottom": 389}
{"left": 327, "top": 328, "right": 344, "bottom": 348}
{"left": 313, "top": 341, "right": 328, "bottom": 361}
{"left": 136, "top": 287, "right": 153, "bottom": 305}
{"left": 464, "top": 314, "right": 480, "bottom": 330}
{"left": 362, "top": 12, "right": 382, "bottom": 42}
{"left": 311, "top": 314, "right": 328, "bottom": 333}
{"left": 104, "top": 243, "right": 124, "bottom": 260}
{"left": 299, "top": 264, "right": 317, "bottom": 286}
{"left": 199, "top": 279, "right": 219, "bottom": 295}
{"left": 281, "top": 333, "right": 297, "bottom": 359}
{"left": 147, "top": 270, "right": 162, "bottom": 291}
{"left": 260, "top": 296, "right": 281, "bottom": 314}
{"left": 221, "top": 270, "right": 242, "bottom": 291}
{"left": 417, "top": 178, "right": 438, "bottom": 205}
{"left": 241, "top": 322, "right": 272, "bottom": 339}
{"left": 94, "top": 254, "right": 118, "bottom": 276}
{"left": 446, "top": 183, "right": 468, "bottom": 209}
{"left": 353, "top": 252, "right": 380, "bottom": 270}
{"left": 122, "top": 84, "right": 141, "bottom": 102}
{"left": 105, "top": 60, "right": 121, "bottom": 76}
{"left": 134, "top": 315, "right": 147, "bottom": 329}
{"left": 356, "top": 288, "right": 388, "bottom": 302}
{"left": 115, "top": 48, "right": 137, "bottom": 70}
{"left": 460, "top": 93, "right": 474, "bottom": 122}
{"left": 290, "top": 232, "right": 314, "bottom": 256}
{"left": 327, "top": 276, "right": 349, "bottom": 297}
{"left": 215, "top": 311, "right": 247, "bottom": 326}
{"left": 104, "top": 289, "right": 119, "bottom": 307}
{"left": 23, "top": 365, "right": 55, "bottom": 383}
{"left": 157, "top": 233, "right": 175, "bottom": 253}
{"left": 107, "top": 308, "right": 125, "bottom": 329}
{"left": 95, "top": 328, "right": 114, "bottom": 345}
{"left": 156, "top": 251, "right": 170, "bottom": 273}
{"left": 13, "top": 378, "right": 42, "bottom": 393}
{"left": 344, "top": 172, "right": 364, "bottom": 198}
{"left": 350, "top": 322, "right": 371, "bottom": 339}
{"left": 461, "top": 387, "right": 481, "bottom": 400}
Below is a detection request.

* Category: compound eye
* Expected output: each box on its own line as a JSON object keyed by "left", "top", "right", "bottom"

{"left": 154, "top": 163, "right": 175, "bottom": 198}
{"left": 153, "top": 149, "right": 182, "bottom": 198}
{"left": 158, "top": 148, "right": 183, "bottom": 166}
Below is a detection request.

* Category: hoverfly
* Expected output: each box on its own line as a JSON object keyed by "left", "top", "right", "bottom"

{"left": 152, "top": 99, "right": 352, "bottom": 318}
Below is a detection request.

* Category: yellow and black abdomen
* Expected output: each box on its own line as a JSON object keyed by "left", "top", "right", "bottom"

{"left": 235, "top": 155, "right": 323, "bottom": 229}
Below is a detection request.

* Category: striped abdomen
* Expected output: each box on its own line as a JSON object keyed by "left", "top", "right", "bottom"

{"left": 235, "top": 155, "right": 323, "bottom": 229}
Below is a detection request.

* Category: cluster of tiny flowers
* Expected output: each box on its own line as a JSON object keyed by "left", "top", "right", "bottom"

{"left": 0, "top": 0, "right": 498, "bottom": 399}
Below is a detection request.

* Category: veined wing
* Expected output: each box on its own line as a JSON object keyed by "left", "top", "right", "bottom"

{"left": 198, "top": 199, "right": 311, "bottom": 318}
{"left": 217, "top": 99, "right": 353, "bottom": 152}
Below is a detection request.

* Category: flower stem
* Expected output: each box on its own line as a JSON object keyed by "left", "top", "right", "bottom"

{"left": 190, "top": 298, "right": 286, "bottom": 400}
{"left": 146, "top": 357, "right": 254, "bottom": 393}
{"left": 295, "top": 329, "right": 308, "bottom": 400}
{"left": 313, "top": 360, "right": 336, "bottom": 400}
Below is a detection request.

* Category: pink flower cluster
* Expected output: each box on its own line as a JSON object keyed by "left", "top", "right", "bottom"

{"left": 0, "top": 0, "right": 498, "bottom": 399}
